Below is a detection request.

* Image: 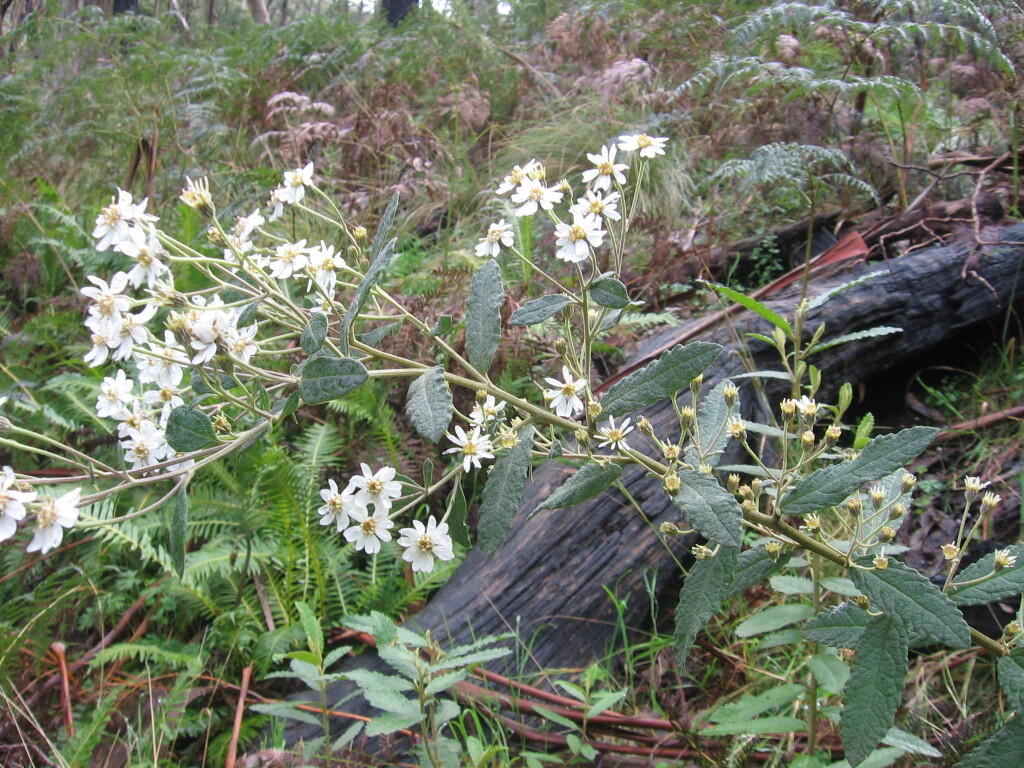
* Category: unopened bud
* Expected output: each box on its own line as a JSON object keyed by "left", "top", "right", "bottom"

{"left": 780, "top": 399, "right": 796, "bottom": 418}
{"left": 679, "top": 406, "right": 695, "bottom": 431}
{"left": 212, "top": 414, "right": 231, "bottom": 433}
{"left": 825, "top": 424, "right": 842, "bottom": 443}
{"left": 800, "top": 429, "right": 814, "bottom": 447}
{"left": 1005, "top": 620, "right": 1022, "bottom": 637}
{"left": 740, "top": 499, "right": 755, "bottom": 515}
{"left": 751, "top": 478, "right": 762, "bottom": 496}
{"left": 663, "top": 443, "right": 680, "bottom": 461}
{"left": 727, "top": 474, "right": 740, "bottom": 495}
{"left": 689, "top": 374, "right": 703, "bottom": 396}
{"left": 981, "top": 491, "right": 1000, "bottom": 511}
{"left": 207, "top": 226, "right": 228, "bottom": 247}
{"left": 698, "top": 463, "right": 713, "bottom": 474}
{"left": 889, "top": 502, "right": 907, "bottom": 520}
{"left": 637, "top": 416, "right": 655, "bottom": 438}
{"left": 353, "top": 226, "right": 368, "bottom": 240}
{"left": 994, "top": 549, "right": 1017, "bottom": 570}
{"left": 692, "top": 544, "right": 714, "bottom": 560}
{"left": 557, "top": 178, "right": 572, "bottom": 193}
{"left": 739, "top": 485, "right": 754, "bottom": 500}
{"left": 475, "top": 389, "right": 488, "bottom": 403}
{"left": 575, "top": 428, "right": 589, "bottom": 445}
{"left": 870, "top": 486, "right": 886, "bottom": 509}
{"left": 802, "top": 513, "right": 821, "bottom": 532}
{"left": 855, "top": 594, "right": 870, "bottom": 610}
{"left": 554, "top": 338, "right": 568, "bottom": 353}
{"left": 879, "top": 526, "right": 896, "bottom": 542}
{"left": 723, "top": 382, "right": 738, "bottom": 407}
{"left": 586, "top": 401, "right": 602, "bottom": 420}
{"left": 846, "top": 496, "right": 862, "bottom": 515}
{"left": 663, "top": 473, "right": 681, "bottom": 494}
{"left": 941, "top": 543, "right": 959, "bottom": 560}
{"left": 660, "top": 521, "right": 682, "bottom": 536}
{"left": 901, "top": 474, "right": 916, "bottom": 493}
{"left": 765, "top": 541, "right": 783, "bottom": 561}
{"left": 729, "top": 418, "right": 746, "bottom": 440}
{"left": 873, "top": 555, "right": 889, "bottom": 570}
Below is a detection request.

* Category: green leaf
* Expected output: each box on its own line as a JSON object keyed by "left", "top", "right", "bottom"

{"left": 294, "top": 601, "right": 323, "bottom": 659}
{"left": 770, "top": 575, "right": 816, "bottom": 595}
{"left": 405, "top": 366, "right": 453, "bottom": 444}
{"left": 952, "top": 715, "right": 1024, "bottom": 768}
{"left": 356, "top": 320, "right": 401, "bottom": 347}
{"left": 780, "top": 427, "right": 938, "bottom": 516}
{"left": 853, "top": 413, "right": 874, "bottom": 451}
{"left": 169, "top": 486, "right": 188, "bottom": 578}
{"left": 684, "top": 379, "right": 737, "bottom": 468}
{"left": 807, "top": 327, "right": 902, "bottom": 356}
{"left": 674, "top": 546, "right": 738, "bottom": 665}
{"left": 949, "top": 542, "right": 1024, "bottom": 605}
{"left": 236, "top": 299, "right": 261, "bottom": 328}
{"left": 446, "top": 480, "right": 470, "bottom": 548}
{"left": 300, "top": 312, "right": 328, "bottom": 354}
{"left": 998, "top": 648, "right": 1024, "bottom": 711}
{"left": 535, "top": 462, "right": 622, "bottom": 513}
{"left": 840, "top": 615, "right": 909, "bottom": 768}
{"left": 589, "top": 277, "right": 630, "bottom": 308}
{"left": 431, "top": 646, "right": 512, "bottom": 672}
{"left": 339, "top": 192, "right": 400, "bottom": 353}
{"left": 807, "top": 270, "right": 887, "bottom": 310}
{"left": 271, "top": 391, "right": 301, "bottom": 419}
{"left": 820, "top": 576, "right": 860, "bottom": 597}
{"left": 802, "top": 602, "right": 870, "bottom": 648}
{"left": 298, "top": 355, "right": 368, "bottom": 404}
{"left": 424, "top": 668, "right": 471, "bottom": 695}
{"left": 710, "top": 683, "right": 804, "bottom": 723}
{"left": 465, "top": 259, "right": 503, "bottom": 372}
{"left": 600, "top": 342, "right": 721, "bottom": 418}
{"left": 364, "top": 710, "right": 423, "bottom": 737}
{"left": 703, "top": 716, "right": 807, "bottom": 735}
{"left": 585, "top": 689, "right": 627, "bottom": 719}
{"left": 673, "top": 468, "right": 742, "bottom": 547}
{"left": 881, "top": 727, "right": 941, "bottom": 758}
{"left": 806, "top": 652, "right": 850, "bottom": 694}
{"left": 477, "top": 425, "right": 534, "bottom": 557}
{"left": 702, "top": 280, "right": 793, "bottom": 336}
{"left": 344, "top": 668, "right": 415, "bottom": 693}
{"left": 431, "top": 315, "right": 452, "bottom": 336}
{"left": 251, "top": 701, "right": 320, "bottom": 726}
{"left": 729, "top": 546, "right": 792, "bottom": 597}
{"left": 165, "top": 406, "right": 218, "bottom": 452}
{"left": 851, "top": 560, "right": 970, "bottom": 648}
{"left": 533, "top": 705, "right": 577, "bottom": 731}
{"left": 736, "top": 604, "right": 815, "bottom": 638}
{"left": 508, "top": 294, "right": 573, "bottom": 326}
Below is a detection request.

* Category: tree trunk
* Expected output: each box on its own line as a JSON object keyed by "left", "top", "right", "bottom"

{"left": 246, "top": 0, "right": 269, "bottom": 25}
{"left": 380, "top": 0, "right": 416, "bottom": 27}
{"left": 284, "top": 222, "right": 1024, "bottom": 744}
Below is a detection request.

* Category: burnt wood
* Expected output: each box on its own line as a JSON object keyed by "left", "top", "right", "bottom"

{"left": 284, "top": 222, "right": 1024, "bottom": 746}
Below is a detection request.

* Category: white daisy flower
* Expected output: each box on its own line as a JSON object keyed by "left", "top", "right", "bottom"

{"left": 496, "top": 160, "right": 541, "bottom": 196}
{"left": 617, "top": 133, "right": 668, "bottom": 159}
{"left": 469, "top": 395, "right": 506, "bottom": 426}
{"left": 347, "top": 464, "right": 403, "bottom": 513}
{"left": 93, "top": 189, "right": 155, "bottom": 251}
{"left": 511, "top": 179, "right": 563, "bottom": 217}
{"left": 82, "top": 272, "right": 133, "bottom": 337}
{"left": 543, "top": 366, "right": 587, "bottom": 419}
{"left": 95, "top": 369, "right": 136, "bottom": 420}
{"left": 343, "top": 506, "right": 394, "bottom": 554}
{"left": 397, "top": 516, "right": 455, "bottom": 573}
{"left": 318, "top": 478, "right": 355, "bottom": 529}
{"left": 0, "top": 467, "right": 36, "bottom": 543}
{"left": 443, "top": 426, "right": 495, "bottom": 473}
{"left": 136, "top": 331, "right": 188, "bottom": 388}
{"left": 120, "top": 421, "right": 172, "bottom": 471}
{"left": 306, "top": 241, "right": 345, "bottom": 294}
{"left": 116, "top": 230, "right": 171, "bottom": 289}
{"left": 109, "top": 304, "right": 158, "bottom": 362}
{"left": 581, "top": 145, "right": 628, "bottom": 191}
{"left": 554, "top": 213, "right": 605, "bottom": 263}
{"left": 596, "top": 417, "right": 634, "bottom": 450}
{"left": 26, "top": 487, "right": 81, "bottom": 554}
{"left": 474, "top": 219, "right": 515, "bottom": 258}
{"left": 278, "top": 162, "right": 314, "bottom": 204}
{"left": 268, "top": 240, "right": 310, "bottom": 280}
{"left": 570, "top": 190, "right": 621, "bottom": 221}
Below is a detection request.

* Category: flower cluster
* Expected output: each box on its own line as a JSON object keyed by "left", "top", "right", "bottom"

{"left": 0, "top": 467, "right": 81, "bottom": 555}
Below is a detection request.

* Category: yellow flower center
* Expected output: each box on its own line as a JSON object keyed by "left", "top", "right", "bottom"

{"left": 366, "top": 478, "right": 384, "bottom": 496}
{"left": 588, "top": 201, "right": 604, "bottom": 214}
{"left": 599, "top": 162, "right": 614, "bottom": 175}
{"left": 281, "top": 246, "right": 299, "bottom": 262}
{"left": 568, "top": 225, "right": 587, "bottom": 242}
{"left": 100, "top": 204, "right": 121, "bottom": 227}
{"left": 462, "top": 441, "right": 478, "bottom": 457}
{"left": 528, "top": 186, "right": 544, "bottom": 201}
{"left": 132, "top": 441, "right": 150, "bottom": 459}
{"left": 561, "top": 382, "right": 577, "bottom": 397}
{"left": 97, "top": 295, "right": 116, "bottom": 316}
{"left": 637, "top": 134, "right": 652, "bottom": 148}
{"left": 37, "top": 499, "right": 58, "bottom": 528}
{"left": 327, "top": 494, "right": 345, "bottom": 512}
{"left": 322, "top": 258, "right": 335, "bottom": 271}
{"left": 417, "top": 533, "right": 435, "bottom": 553}
{"left": 136, "top": 248, "right": 152, "bottom": 267}
{"left": 361, "top": 518, "right": 378, "bottom": 534}
{"left": 159, "top": 387, "right": 175, "bottom": 403}
{"left": 606, "top": 429, "right": 624, "bottom": 442}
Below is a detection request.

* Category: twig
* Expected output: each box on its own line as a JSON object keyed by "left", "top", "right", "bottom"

{"left": 50, "top": 642, "right": 74, "bottom": 738}
{"left": 934, "top": 404, "right": 1024, "bottom": 445}
{"left": 225, "top": 664, "right": 253, "bottom": 768}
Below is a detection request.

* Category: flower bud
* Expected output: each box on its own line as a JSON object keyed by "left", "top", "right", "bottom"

{"left": 212, "top": 414, "right": 231, "bottom": 433}
{"left": 825, "top": 424, "right": 842, "bottom": 443}
{"left": 663, "top": 472, "right": 681, "bottom": 495}
{"left": 575, "top": 428, "right": 589, "bottom": 445}
{"left": 727, "top": 474, "right": 740, "bottom": 495}
{"left": 800, "top": 429, "right": 814, "bottom": 447}
{"left": 739, "top": 485, "right": 753, "bottom": 500}
{"left": 901, "top": 474, "right": 916, "bottom": 493}
{"left": 780, "top": 399, "right": 796, "bottom": 419}
{"left": 873, "top": 555, "right": 889, "bottom": 570}
{"left": 637, "top": 416, "right": 655, "bottom": 438}
{"left": 941, "top": 543, "right": 959, "bottom": 560}
{"left": 698, "top": 463, "right": 713, "bottom": 474}
{"left": 728, "top": 418, "right": 746, "bottom": 441}
{"left": 475, "top": 389, "right": 488, "bottom": 403}
{"left": 879, "top": 526, "right": 896, "bottom": 542}
{"left": 660, "top": 521, "right": 682, "bottom": 536}
{"left": 679, "top": 406, "right": 695, "bottom": 432}
{"left": 751, "top": 478, "right": 762, "bottom": 496}
{"left": 692, "top": 544, "right": 714, "bottom": 560}
{"left": 869, "top": 485, "right": 886, "bottom": 509}
{"left": 801, "top": 513, "right": 821, "bottom": 532}
{"left": 964, "top": 475, "right": 986, "bottom": 504}
{"left": 994, "top": 549, "right": 1017, "bottom": 570}
{"left": 353, "top": 226, "right": 368, "bottom": 240}
{"left": 663, "top": 443, "right": 680, "bottom": 461}
{"left": 855, "top": 594, "right": 870, "bottom": 610}
{"left": 889, "top": 502, "right": 907, "bottom": 520}
{"left": 846, "top": 496, "right": 862, "bottom": 515}
{"left": 587, "top": 401, "right": 602, "bottom": 420}
{"left": 558, "top": 178, "right": 572, "bottom": 193}
{"left": 765, "top": 541, "right": 783, "bottom": 561}
{"left": 554, "top": 338, "right": 568, "bottom": 353}
{"left": 740, "top": 499, "right": 755, "bottom": 515}
{"left": 206, "top": 226, "right": 228, "bottom": 248}
{"left": 180, "top": 176, "right": 214, "bottom": 216}
{"left": 723, "top": 382, "right": 738, "bottom": 408}
{"left": 689, "top": 374, "right": 703, "bottom": 396}
{"left": 981, "top": 491, "right": 1000, "bottom": 511}
{"left": 1005, "top": 620, "right": 1022, "bottom": 637}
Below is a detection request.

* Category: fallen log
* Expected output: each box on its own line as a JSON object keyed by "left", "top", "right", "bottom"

{"left": 283, "top": 221, "right": 1024, "bottom": 745}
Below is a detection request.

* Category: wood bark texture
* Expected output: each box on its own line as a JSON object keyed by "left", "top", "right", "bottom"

{"left": 285, "top": 222, "right": 1024, "bottom": 744}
